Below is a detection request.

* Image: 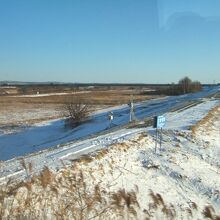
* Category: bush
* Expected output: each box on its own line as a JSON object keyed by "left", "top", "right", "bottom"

{"left": 63, "top": 96, "right": 91, "bottom": 127}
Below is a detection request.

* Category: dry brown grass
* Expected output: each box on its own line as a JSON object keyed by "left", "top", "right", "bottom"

{"left": 111, "top": 189, "right": 140, "bottom": 218}
{"left": 148, "top": 190, "right": 177, "bottom": 219}
{"left": 38, "top": 166, "right": 55, "bottom": 188}
{"left": 0, "top": 89, "right": 153, "bottom": 105}
{"left": 1, "top": 140, "right": 139, "bottom": 219}
{"left": 1, "top": 133, "right": 219, "bottom": 219}
{"left": 191, "top": 104, "right": 220, "bottom": 136}
{"left": 136, "top": 133, "right": 147, "bottom": 142}
{"left": 110, "top": 142, "right": 130, "bottom": 153}
{"left": 0, "top": 167, "right": 109, "bottom": 219}
{"left": 93, "top": 149, "right": 109, "bottom": 160}
{"left": 0, "top": 88, "right": 155, "bottom": 128}
{"left": 75, "top": 155, "right": 94, "bottom": 165}
{"left": 1, "top": 166, "right": 219, "bottom": 219}
{"left": 202, "top": 205, "right": 220, "bottom": 220}
{"left": 19, "top": 159, "right": 34, "bottom": 177}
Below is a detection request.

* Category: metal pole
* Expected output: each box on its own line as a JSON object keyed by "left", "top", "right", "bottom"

{"left": 155, "top": 129, "right": 158, "bottom": 153}
{"left": 130, "top": 103, "right": 134, "bottom": 122}
{"left": 160, "top": 128, "right": 162, "bottom": 151}
{"left": 129, "top": 95, "right": 134, "bottom": 122}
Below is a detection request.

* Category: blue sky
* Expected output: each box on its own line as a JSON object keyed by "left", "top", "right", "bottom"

{"left": 0, "top": 0, "right": 220, "bottom": 83}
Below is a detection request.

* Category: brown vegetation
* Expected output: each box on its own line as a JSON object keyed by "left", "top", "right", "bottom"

{"left": 1, "top": 171, "right": 219, "bottom": 220}
{"left": 1, "top": 132, "right": 219, "bottom": 219}
{"left": 0, "top": 86, "right": 155, "bottom": 129}
{"left": 63, "top": 96, "right": 91, "bottom": 127}
{"left": 191, "top": 104, "right": 220, "bottom": 136}
{"left": 178, "top": 76, "right": 202, "bottom": 94}
{"left": 142, "top": 76, "right": 202, "bottom": 96}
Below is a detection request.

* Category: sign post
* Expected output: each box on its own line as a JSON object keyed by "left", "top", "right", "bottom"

{"left": 159, "top": 127, "right": 163, "bottom": 151}
{"left": 108, "top": 112, "right": 114, "bottom": 128}
{"left": 155, "top": 128, "right": 158, "bottom": 153}
{"left": 128, "top": 95, "right": 135, "bottom": 122}
{"left": 153, "top": 115, "right": 166, "bottom": 153}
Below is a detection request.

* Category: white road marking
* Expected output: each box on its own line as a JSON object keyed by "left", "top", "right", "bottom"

{"left": 0, "top": 170, "right": 25, "bottom": 184}
{"left": 59, "top": 144, "right": 96, "bottom": 159}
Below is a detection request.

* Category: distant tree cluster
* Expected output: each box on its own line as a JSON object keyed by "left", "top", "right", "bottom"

{"left": 141, "top": 77, "right": 202, "bottom": 96}
{"left": 178, "top": 76, "right": 202, "bottom": 94}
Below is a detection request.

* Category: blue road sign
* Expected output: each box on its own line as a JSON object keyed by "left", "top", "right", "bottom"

{"left": 157, "top": 115, "right": 166, "bottom": 128}
{"left": 154, "top": 115, "right": 166, "bottom": 128}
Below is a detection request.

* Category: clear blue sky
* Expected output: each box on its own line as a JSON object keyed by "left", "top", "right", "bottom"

{"left": 0, "top": 0, "right": 220, "bottom": 84}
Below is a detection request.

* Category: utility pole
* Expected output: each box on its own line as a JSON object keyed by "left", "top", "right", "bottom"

{"left": 128, "top": 95, "right": 135, "bottom": 122}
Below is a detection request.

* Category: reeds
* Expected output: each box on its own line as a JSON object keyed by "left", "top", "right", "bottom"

{"left": 148, "top": 190, "right": 176, "bottom": 219}
{"left": 1, "top": 131, "right": 220, "bottom": 219}
{"left": 191, "top": 104, "right": 220, "bottom": 136}
{"left": 202, "top": 205, "right": 220, "bottom": 220}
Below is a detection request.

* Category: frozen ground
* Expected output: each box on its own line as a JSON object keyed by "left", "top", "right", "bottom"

{"left": 0, "top": 103, "right": 62, "bottom": 133}
{"left": 11, "top": 91, "right": 91, "bottom": 97}
{"left": 0, "top": 94, "right": 219, "bottom": 219}
{"left": 0, "top": 86, "right": 219, "bottom": 161}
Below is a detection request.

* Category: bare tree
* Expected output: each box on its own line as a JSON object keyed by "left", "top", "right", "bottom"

{"left": 63, "top": 96, "right": 91, "bottom": 127}
{"left": 190, "top": 81, "right": 202, "bottom": 92}
{"left": 178, "top": 76, "right": 202, "bottom": 94}
{"left": 179, "top": 76, "right": 192, "bottom": 94}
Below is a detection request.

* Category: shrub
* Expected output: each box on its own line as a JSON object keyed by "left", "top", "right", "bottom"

{"left": 63, "top": 96, "right": 91, "bottom": 127}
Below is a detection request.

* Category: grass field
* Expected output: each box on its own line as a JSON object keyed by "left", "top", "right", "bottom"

{"left": 0, "top": 85, "right": 159, "bottom": 129}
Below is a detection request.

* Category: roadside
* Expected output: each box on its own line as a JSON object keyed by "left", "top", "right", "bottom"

{"left": 0, "top": 99, "right": 219, "bottom": 219}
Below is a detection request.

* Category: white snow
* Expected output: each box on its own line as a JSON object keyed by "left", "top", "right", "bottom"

{"left": 10, "top": 91, "right": 91, "bottom": 97}
{"left": 0, "top": 87, "right": 219, "bottom": 219}
{"left": 56, "top": 99, "right": 219, "bottom": 218}
{"left": 165, "top": 100, "right": 219, "bottom": 130}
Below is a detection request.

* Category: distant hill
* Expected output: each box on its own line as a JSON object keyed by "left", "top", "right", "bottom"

{"left": 0, "top": 81, "right": 64, "bottom": 86}
{"left": 0, "top": 81, "right": 172, "bottom": 87}
{"left": 0, "top": 81, "right": 216, "bottom": 87}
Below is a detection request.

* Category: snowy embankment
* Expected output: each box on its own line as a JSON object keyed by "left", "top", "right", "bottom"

{"left": 0, "top": 99, "right": 219, "bottom": 219}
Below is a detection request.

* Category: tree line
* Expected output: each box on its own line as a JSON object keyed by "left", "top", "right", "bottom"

{"left": 144, "top": 76, "right": 202, "bottom": 96}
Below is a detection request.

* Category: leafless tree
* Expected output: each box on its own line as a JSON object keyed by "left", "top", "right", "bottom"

{"left": 63, "top": 96, "right": 91, "bottom": 127}
{"left": 178, "top": 76, "right": 202, "bottom": 93}
{"left": 190, "top": 81, "right": 202, "bottom": 92}
{"left": 179, "top": 76, "right": 192, "bottom": 94}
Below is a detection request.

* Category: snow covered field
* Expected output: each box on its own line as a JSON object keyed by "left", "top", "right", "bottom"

{"left": 11, "top": 91, "right": 91, "bottom": 97}
{"left": 0, "top": 104, "right": 62, "bottom": 134}
{"left": 0, "top": 86, "right": 219, "bottom": 161}
{"left": 0, "top": 93, "right": 219, "bottom": 219}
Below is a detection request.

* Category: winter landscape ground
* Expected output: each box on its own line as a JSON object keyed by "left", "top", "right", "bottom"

{"left": 0, "top": 86, "right": 219, "bottom": 219}
{"left": 1, "top": 0, "right": 220, "bottom": 219}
